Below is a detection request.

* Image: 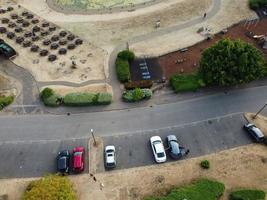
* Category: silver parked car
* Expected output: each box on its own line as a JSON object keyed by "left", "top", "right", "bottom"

{"left": 150, "top": 136, "right": 166, "bottom": 163}
{"left": 104, "top": 145, "right": 116, "bottom": 168}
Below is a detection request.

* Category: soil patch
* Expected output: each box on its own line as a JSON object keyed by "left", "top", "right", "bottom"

{"left": 159, "top": 18, "right": 267, "bottom": 79}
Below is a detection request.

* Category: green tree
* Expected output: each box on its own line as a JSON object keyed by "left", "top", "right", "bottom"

{"left": 22, "top": 175, "right": 77, "bottom": 200}
{"left": 199, "top": 38, "right": 266, "bottom": 86}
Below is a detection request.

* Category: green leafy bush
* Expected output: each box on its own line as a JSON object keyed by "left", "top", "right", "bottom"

{"left": 230, "top": 189, "right": 265, "bottom": 200}
{"left": 124, "top": 80, "right": 153, "bottom": 89}
{"left": 63, "top": 92, "right": 97, "bottom": 106}
{"left": 40, "top": 87, "right": 54, "bottom": 100}
{"left": 116, "top": 58, "right": 130, "bottom": 83}
{"left": 144, "top": 179, "right": 225, "bottom": 200}
{"left": 22, "top": 174, "right": 77, "bottom": 200}
{"left": 0, "top": 95, "right": 14, "bottom": 110}
{"left": 199, "top": 38, "right": 266, "bottom": 86}
{"left": 96, "top": 93, "right": 113, "bottom": 105}
{"left": 170, "top": 73, "right": 205, "bottom": 92}
{"left": 122, "top": 88, "right": 152, "bottom": 102}
{"left": 200, "top": 160, "right": 210, "bottom": 169}
{"left": 118, "top": 50, "right": 135, "bottom": 62}
{"left": 249, "top": 0, "right": 267, "bottom": 9}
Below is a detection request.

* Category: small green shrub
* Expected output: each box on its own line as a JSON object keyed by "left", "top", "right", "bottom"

{"left": 124, "top": 80, "right": 153, "bottom": 90}
{"left": 200, "top": 160, "right": 210, "bottom": 169}
{"left": 170, "top": 73, "right": 204, "bottom": 93}
{"left": 122, "top": 88, "right": 152, "bottom": 102}
{"left": 40, "top": 87, "right": 54, "bottom": 100}
{"left": 22, "top": 174, "right": 77, "bottom": 200}
{"left": 118, "top": 50, "right": 135, "bottom": 62}
{"left": 63, "top": 92, "right": 97, "bottom": 106}
{"left": 144, "top": 178, "right": 225, "bottom": 200}
{"left": 43, "top": 94, "right": 62, "bottom": 107}
{"left": 96, "top": 93, "right": 112, "bottom": 105}
{"left": 0, "top": 95, "right": 14, "bottom": 110}
{"left": 230, "top": 189, "right": 265, "bottom": 200}
{"left": 116, "top": 58, "right": 130, "bottom": 83}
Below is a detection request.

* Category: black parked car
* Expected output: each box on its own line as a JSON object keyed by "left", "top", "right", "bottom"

{"left": 57, "top": 150, "right": 70, "bottom": 174}
{"left": 166, "top": 135, "right": 189, "bottom": 159}
{"left": 0, "top": 39, "right": 16, "bottom": 58}
{"left": 243, "top": 123, "right": 265, "bottom": 143}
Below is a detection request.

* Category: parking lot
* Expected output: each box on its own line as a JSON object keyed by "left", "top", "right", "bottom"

{"left": 102, "top": 113, "right": 253, "bottom": 172}
{"left": 0, "top": 139, "right": 88, "bottom": 178}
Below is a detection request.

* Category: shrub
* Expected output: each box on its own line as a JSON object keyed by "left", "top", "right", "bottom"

{"left": 170, "top": 73, "right": 205, "bottom": 92}
{"left": 144, "top": 178, "right": 225, "bottom": 200}
{"left": 63, "top": 92, "right": 97, "bottom": 106}
{"left": 118, "top": 50, "right": 135, "bottom": 62}
{"left": 116, "top": 58, "right": 130, "bottom": 83}
{"left": 122, "top": 88, "right": 152, "bottom": 102}
{"left": 22, "top": 174, "right": 77, "bottom": 200}
{"left": 249, "top": 0, "right": 267, "bottom": 9}
{"left": 230, "top": 189, "right": 265, "bottom": 200}
{"left": 43, "top": 94, "right": 62, "bottom": 107}
{"left": 0, "top": 95, "right": 14, "bottom": 110}
{"left": 40, "top": 87, "right": 54, "bottom": 100}
{"left": 124, "top": 80, "right": 153, "bottom": 90}
{"left": 96, "top": 93, "right": 112, "bottom": 105}
{"left": 200, "top": 160, "right": 210, "bottom": 169}
{"left": 199, "top": 38, "right": 266, "bottom": 86}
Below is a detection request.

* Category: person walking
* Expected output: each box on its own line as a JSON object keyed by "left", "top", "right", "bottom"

{"left": 203, "top": 12, "right": 207, "bottom": 19}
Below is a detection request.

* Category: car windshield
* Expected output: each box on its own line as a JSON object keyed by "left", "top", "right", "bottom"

{"left": 106, "top": 149, "right": 114, "bottom": 153}
{"left": 107, "top": 153, "right": 113, "bottom": 157}
{"left": 157, "top": 152, "right": 165, "bottom": 158}
{"left": 74, "top": 152, "right": 82, "bottom": 156}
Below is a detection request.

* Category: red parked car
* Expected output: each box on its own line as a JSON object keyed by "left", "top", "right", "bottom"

{"left": 72, "top": 147, "right": 85, "bottom": 173}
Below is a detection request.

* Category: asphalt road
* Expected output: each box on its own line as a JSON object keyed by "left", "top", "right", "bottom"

{"left": 102, "top": 113, "right": 253, "bottom": 172}
{"left": 0, "top": 139, "right": 88, "bottom": 178}
{"left": 0, "top": 85, "right": 267, "bottom": 177}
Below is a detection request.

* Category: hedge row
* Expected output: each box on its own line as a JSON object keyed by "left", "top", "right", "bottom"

{"left": 40, "top": 88, "right": 112, "bottom": 107}
{"left": 170, "top": 73, "right": 205, "bottom": 93}
{"left": 249, "top": 0, "right": 267, "bottom": 9}
{"left": 122, "top": 88, "right": 152, "bottom": 102}
{"left": 116, "top": 50, "right": 135, "bottom": 83}
{"left": 0, "top": 95, "right": 14, "bottom": 110}
{"left": 229, "top": 189, "right": 265, "bottom": 200}
{"left": 145, "top": 179, "right": 225, "bottom": 200}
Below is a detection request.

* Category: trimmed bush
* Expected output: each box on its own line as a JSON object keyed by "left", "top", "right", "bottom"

{"left": 230, "top": 189, "right": 265, "bottom": 200}
{"left": 63, "top": 92, "right": 97, "bottom": 106}
{"left": 170, "top": 73, "right": 205, "bottom": 93}
{"left": 0, "top": 95, "right": 14, "bottom": 110}
{"left": 199, "top": 38, "right": 266, "bottom": 86}
{"left": 22, "top": 174, "right": 77, "bottom": 200}
{"left": 124, "top": 80, "right": 153, "bottom": 90}
{"left": 122, "top": 88, "right": 152, "bottom": 102}
{"left": 144, "top": 178, "right": 225, "bottom": 200}
{"left": 116, "top": 58, "right": 130, "bottom": 83}
{"left": 118, "top": 50, "right": 135, "bottom": 62}
{"left": 200, "top": 160, "right": 210, "bottom": 169}
{"left": 249, "top": 0, "right": 267, "bottom": 9}
{"left": 96, "top": 93, "right": 112, "bottom": 105}
{"left": 40, "top": 87, "right": 54, "bottom": 100}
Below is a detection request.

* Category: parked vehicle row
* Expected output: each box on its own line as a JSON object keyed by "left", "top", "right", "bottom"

{"left": 57, "top": 146, "right": 85, "bottom": 174}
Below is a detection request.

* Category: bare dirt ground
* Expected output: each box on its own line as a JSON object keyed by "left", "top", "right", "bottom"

{"left": 1, "top": 140, "right": 267, "bottom": 200}
{"left": 0, "top": 72, "right": 21, "bottom": 97}
{"left": 131, "top": 0, "right": 257, "bottom": 57}
{"left": 159, "top": 18, "right": 267, "bottom": 79}
{"left": 43, "top": 83, "right": 113, "bottom": 96}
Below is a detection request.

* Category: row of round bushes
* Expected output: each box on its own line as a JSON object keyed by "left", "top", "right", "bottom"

{"left": 40, "top": 88, "right": 112, "bottom": 107}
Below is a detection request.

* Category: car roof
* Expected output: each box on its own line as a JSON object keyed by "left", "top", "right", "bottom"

{"left": 73, "top": 152, "right": 82, "bottom": 168}
{"left": 58, "top": 157, "right": 67, "bottom": 169}
{"left": 251, "top": 126, "right": 265, "bottom": 138}
{"left": 154, "top": 142, "right": 164, "bottom": 153}
{"left": 170, "top": 140, "right": 180, "bottom": 154}
{"left": 106, "top": 152, "right": 115, "bottom": 163}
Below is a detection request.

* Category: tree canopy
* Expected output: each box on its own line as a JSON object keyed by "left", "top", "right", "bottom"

{"left": 199, "top": 38, "right": 266, "bottom": 86}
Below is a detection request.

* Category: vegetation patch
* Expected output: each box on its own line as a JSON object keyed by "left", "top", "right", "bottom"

{"left": 124, "top": 80, "right": 153, "bottom": 90}
{"left": 199, "top": 38, "right": 266, "bottom": 86}
{"left": 170, "top": 73, "right": 205, "bottom": 92}
{"left": 249, "top": 0, "right": 267, "bottom": 9}
{"left": 122, "top": 88, "right": 152, "bottom": 102}
{"left": 144, "top": 179, "right": 225, "bottom": 200}
{"left": 22, "top": 174, "right": 77, "bottom": 200}
{"left": 116, "top": 50, "right": 135, "bottom": 83}
{"left": 63, "top": 92, "right": 97, "bottom": 106}
{"left": 40, "top": 87, "right": 62, "bottom": 107}
{"left": 200, "top": 160, "right": 210, "bottom": 169}
{"left": 0, "top": 95, "right": 14, "bottom": 110}
{"left": 229, "top": 189, "right": 266, "bottom": 200}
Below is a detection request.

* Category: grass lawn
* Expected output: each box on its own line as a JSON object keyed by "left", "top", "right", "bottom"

{"left": 144, "top": 179, "right": 225, "bottom": 200}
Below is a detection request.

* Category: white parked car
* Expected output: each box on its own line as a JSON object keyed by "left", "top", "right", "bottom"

{"left": 104, "top": 145, "right": 116, "bottom": 168}
{"left": 150, "top": 136, "right": 167, "bottom": 163}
